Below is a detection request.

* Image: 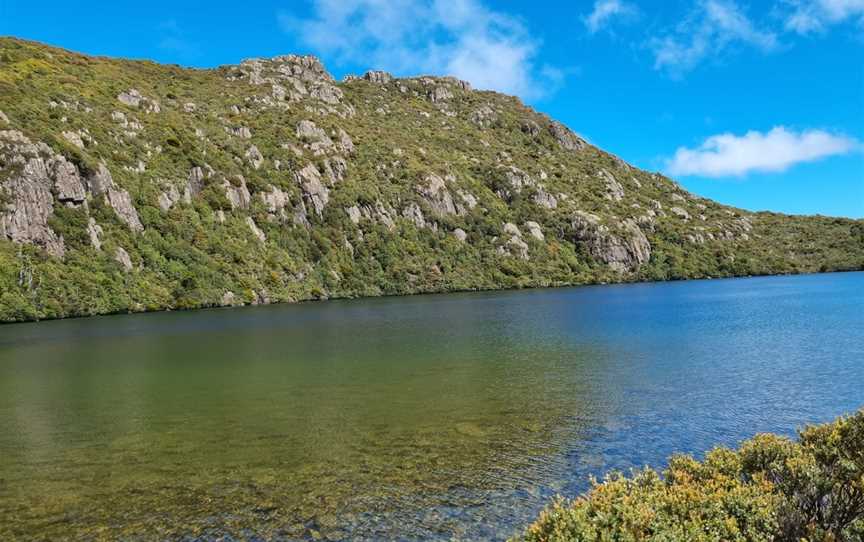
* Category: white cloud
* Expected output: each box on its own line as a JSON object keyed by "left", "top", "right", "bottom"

{"left": 583, "top": 0, "right": 637, "bottom": 34}
{"left": 279, "top": 0, "right": 561, "bottom": 99}
{"left": 784, "top": 0, "right": 864, "bottom": 34}
{"left": 650, "top": 0, "right": 778, "bottom": 75}
{"left": 665, "top": 127, "right": 861, "bottom": 177}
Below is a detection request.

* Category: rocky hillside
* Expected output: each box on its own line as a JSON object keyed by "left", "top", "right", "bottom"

{"left": 0, "top": 37, "right": 861, "bottom": 322}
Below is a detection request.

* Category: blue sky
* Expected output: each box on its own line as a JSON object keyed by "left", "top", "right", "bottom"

{"left": 2, "top": 0, "right": 863, "bottom": 217}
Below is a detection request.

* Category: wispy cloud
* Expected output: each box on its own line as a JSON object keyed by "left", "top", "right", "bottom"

{"left": 650, "top": 0, "right": 778, "bottom": 75}
{"left": 157, "top": 20, "right": 201, "bottom": 59}
{"left": 666, "top": 127, "right": 861, "bottom": 177}
{"left": 783, "top": 0, "right": 864, "bottom": 34}
{"left": 278, "top": 0, "right": 563, "bottom": 99}
{"left": 583, "top": 0, "right": 638, "bottom": 34}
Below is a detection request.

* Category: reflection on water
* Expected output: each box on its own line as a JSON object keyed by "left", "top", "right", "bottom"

{"left": 1, "top": 272, "right": 863, "bottom": 540}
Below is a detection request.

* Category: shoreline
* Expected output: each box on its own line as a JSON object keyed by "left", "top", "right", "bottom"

{"left": 3, "top": 266, "right": 861, "bottom": 327}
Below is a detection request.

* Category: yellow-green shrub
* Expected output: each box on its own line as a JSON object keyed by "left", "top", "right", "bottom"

{"left": 517, "top": 410, "right": 864, "bottom": 542}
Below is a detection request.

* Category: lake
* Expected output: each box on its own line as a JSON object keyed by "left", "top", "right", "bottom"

{"left": 1, "top": 272, "right": 862, "bottom": 540}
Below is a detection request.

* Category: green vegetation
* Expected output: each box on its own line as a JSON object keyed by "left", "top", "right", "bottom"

{"left": 0, "top": 37, "right": 862, "bottom": 322}
{"left": 516, "top": 410, "right": 864, "bottom": 542}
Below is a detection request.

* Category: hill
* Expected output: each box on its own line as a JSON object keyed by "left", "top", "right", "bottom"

{"left": 0, "top": 37, "right": 861, "bottom": 322}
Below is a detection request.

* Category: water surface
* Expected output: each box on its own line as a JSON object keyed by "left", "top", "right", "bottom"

{"left": 1, "top": 272, "right": 862, "bottom": 540}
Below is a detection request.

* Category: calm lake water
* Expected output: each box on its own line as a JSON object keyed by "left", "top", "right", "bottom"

{"left": 1, "top": 272, "right": 862, "bottom": 540}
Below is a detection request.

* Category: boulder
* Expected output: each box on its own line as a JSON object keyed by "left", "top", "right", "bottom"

{"left": 526, "top": 221, "right": 544, "bottom": 241}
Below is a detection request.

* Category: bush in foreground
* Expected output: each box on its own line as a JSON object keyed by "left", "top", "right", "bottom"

{"left": 516, "top": 409, "right": 864, "bottom": 542}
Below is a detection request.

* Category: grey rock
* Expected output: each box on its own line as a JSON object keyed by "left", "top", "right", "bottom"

{"left": 51, "top": 157, "right": 87, "bottom": 205}
{"left": 117, "top": 89, "right": 143, "bottom": 108}
{"left": 117, "top": 89, "right": 160, "bottom": 113}
{"left": 187, "top": 166, "right": 210, "bottom": 196}
{"left": 225, "top": 125, "right": 252, "bottom": 139}
{"left": 0, "top": 130, "right": 65, "bottom": 257}
{"left": 295, "top": 164, "right": 328, "bottom": 216}
{"left": 221, "top": 291, "right": 237, "bottom": 306}
{"left": 297, "top": 119, "right": 332, "bottom": 143}
{"left": 671, "top": 206, "right": 691, "bottom": 220}
{"left": 569, "top": 212, "right": 651, "bottom": 272}
{"left": 470, "top": 105, "right": 496, "bottom": 128}
{"left": 346, "top": 205, "right": 362, "bottom": 225}
{"left": 234, "top": 55, "right": 348, "bottom": 113}
{"left": 114, "top": 246, "right": 133, "bottom": 271}
{"left": 0, "top": 110, "right": 8, "bottom": 124}
{"left": 337, "top": 129, "right": 354, "bottom": 154}
{"left": 521, "top": 120, "right": 541, "bottom": 137}
{"left": 246, "top": 217, "right": 266, "bottom": 243}
{"left": 428, "top": 86, "right": 453, "bottom": 103}
{"left": 246, "top": 145, "right": 264, "bottom": 170}
{"left": 453, "top": 228, "right": 467, "bottom": 242}
{"left": 499, "top": 166, "right": 534, "bottom": 200}
{"left": 351, "top": 201, "right": 396, "bottom": 230}
{"left": 503, "top": 222, "right": 522, "bottom": 237}
{"left": 458, "top": 190, "right": 478, "bottom": 210}
{"left": 418, "top": 174, "right": 460, "bottom": 217}
{"left": 599, "top": 169, "right": 625, "bottom": 202}
{"left": 525, "top": 221, "right": 544, "bottom": 241}
{"left": 88, "top": 164, "right": 143, "bottom": 232}
{"left": 223, "top": 175, "right": 252, "bottom": 210}
{"left": 157, "top": 182, "right": 189, "bottom": 211}
{"left": 548, "top": 121, "right": 586, "bottom": 151}
{"left": 260, "top": 185, "right": 291, "bottom": 220}
{"left": 86, "top": 218, "right": 103, "bottom": 250}
{"left": 499, "top": 235, "right": 529, "bottom": 260}
{"left": 363, "top": 70, "right": 393, "bottom": 84}
{"left": 534, "top": 187, "right": 558, "bottom": 209}
{"left": 402, "top": 202, "right": 429, "bottom": 229}
{"left": 324, "top": 156, "right": 348, "bottom": 183}
{"left": 62, "top": 130, "right": 85, "bottom": 149}
{"left": 106, "top": 185, "right": 144, "bottom": 233}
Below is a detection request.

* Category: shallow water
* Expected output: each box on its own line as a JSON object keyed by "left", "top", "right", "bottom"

{"left": 1, "top": 272, "right": 862, "bottom": 540}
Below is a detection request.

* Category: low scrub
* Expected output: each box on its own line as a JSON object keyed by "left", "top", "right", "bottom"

{"left": 516, "top": 409, "right": 864, "bottom": 541}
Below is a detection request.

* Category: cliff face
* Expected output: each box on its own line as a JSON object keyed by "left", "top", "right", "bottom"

{"left": 0, "top": 38, "right": 862, "bottom": 322}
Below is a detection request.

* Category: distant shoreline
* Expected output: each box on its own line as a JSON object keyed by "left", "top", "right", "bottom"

{"left": 3, "top": 267, "right": 861, "bottom": 326}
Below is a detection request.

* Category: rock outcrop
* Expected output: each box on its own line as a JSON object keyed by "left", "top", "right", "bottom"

{"left": 89, "top": 164, "right": 144, "bottom": 232}
{"left": 295, "top": 164, "right": 328, "bottom": 216}
{"left": 0, "top": 131, "right": 66, "bottom": 257}
{"left": 569, "top": 212, "right": 651, "bottom": 272}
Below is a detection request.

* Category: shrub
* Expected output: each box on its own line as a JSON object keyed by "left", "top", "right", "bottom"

{"left": 516, "top": 410, "right": 864, "bottom": 542}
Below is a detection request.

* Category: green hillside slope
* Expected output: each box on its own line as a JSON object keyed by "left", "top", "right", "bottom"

{"left": 1, "top": 37, "right": 861, "bottom": 322}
